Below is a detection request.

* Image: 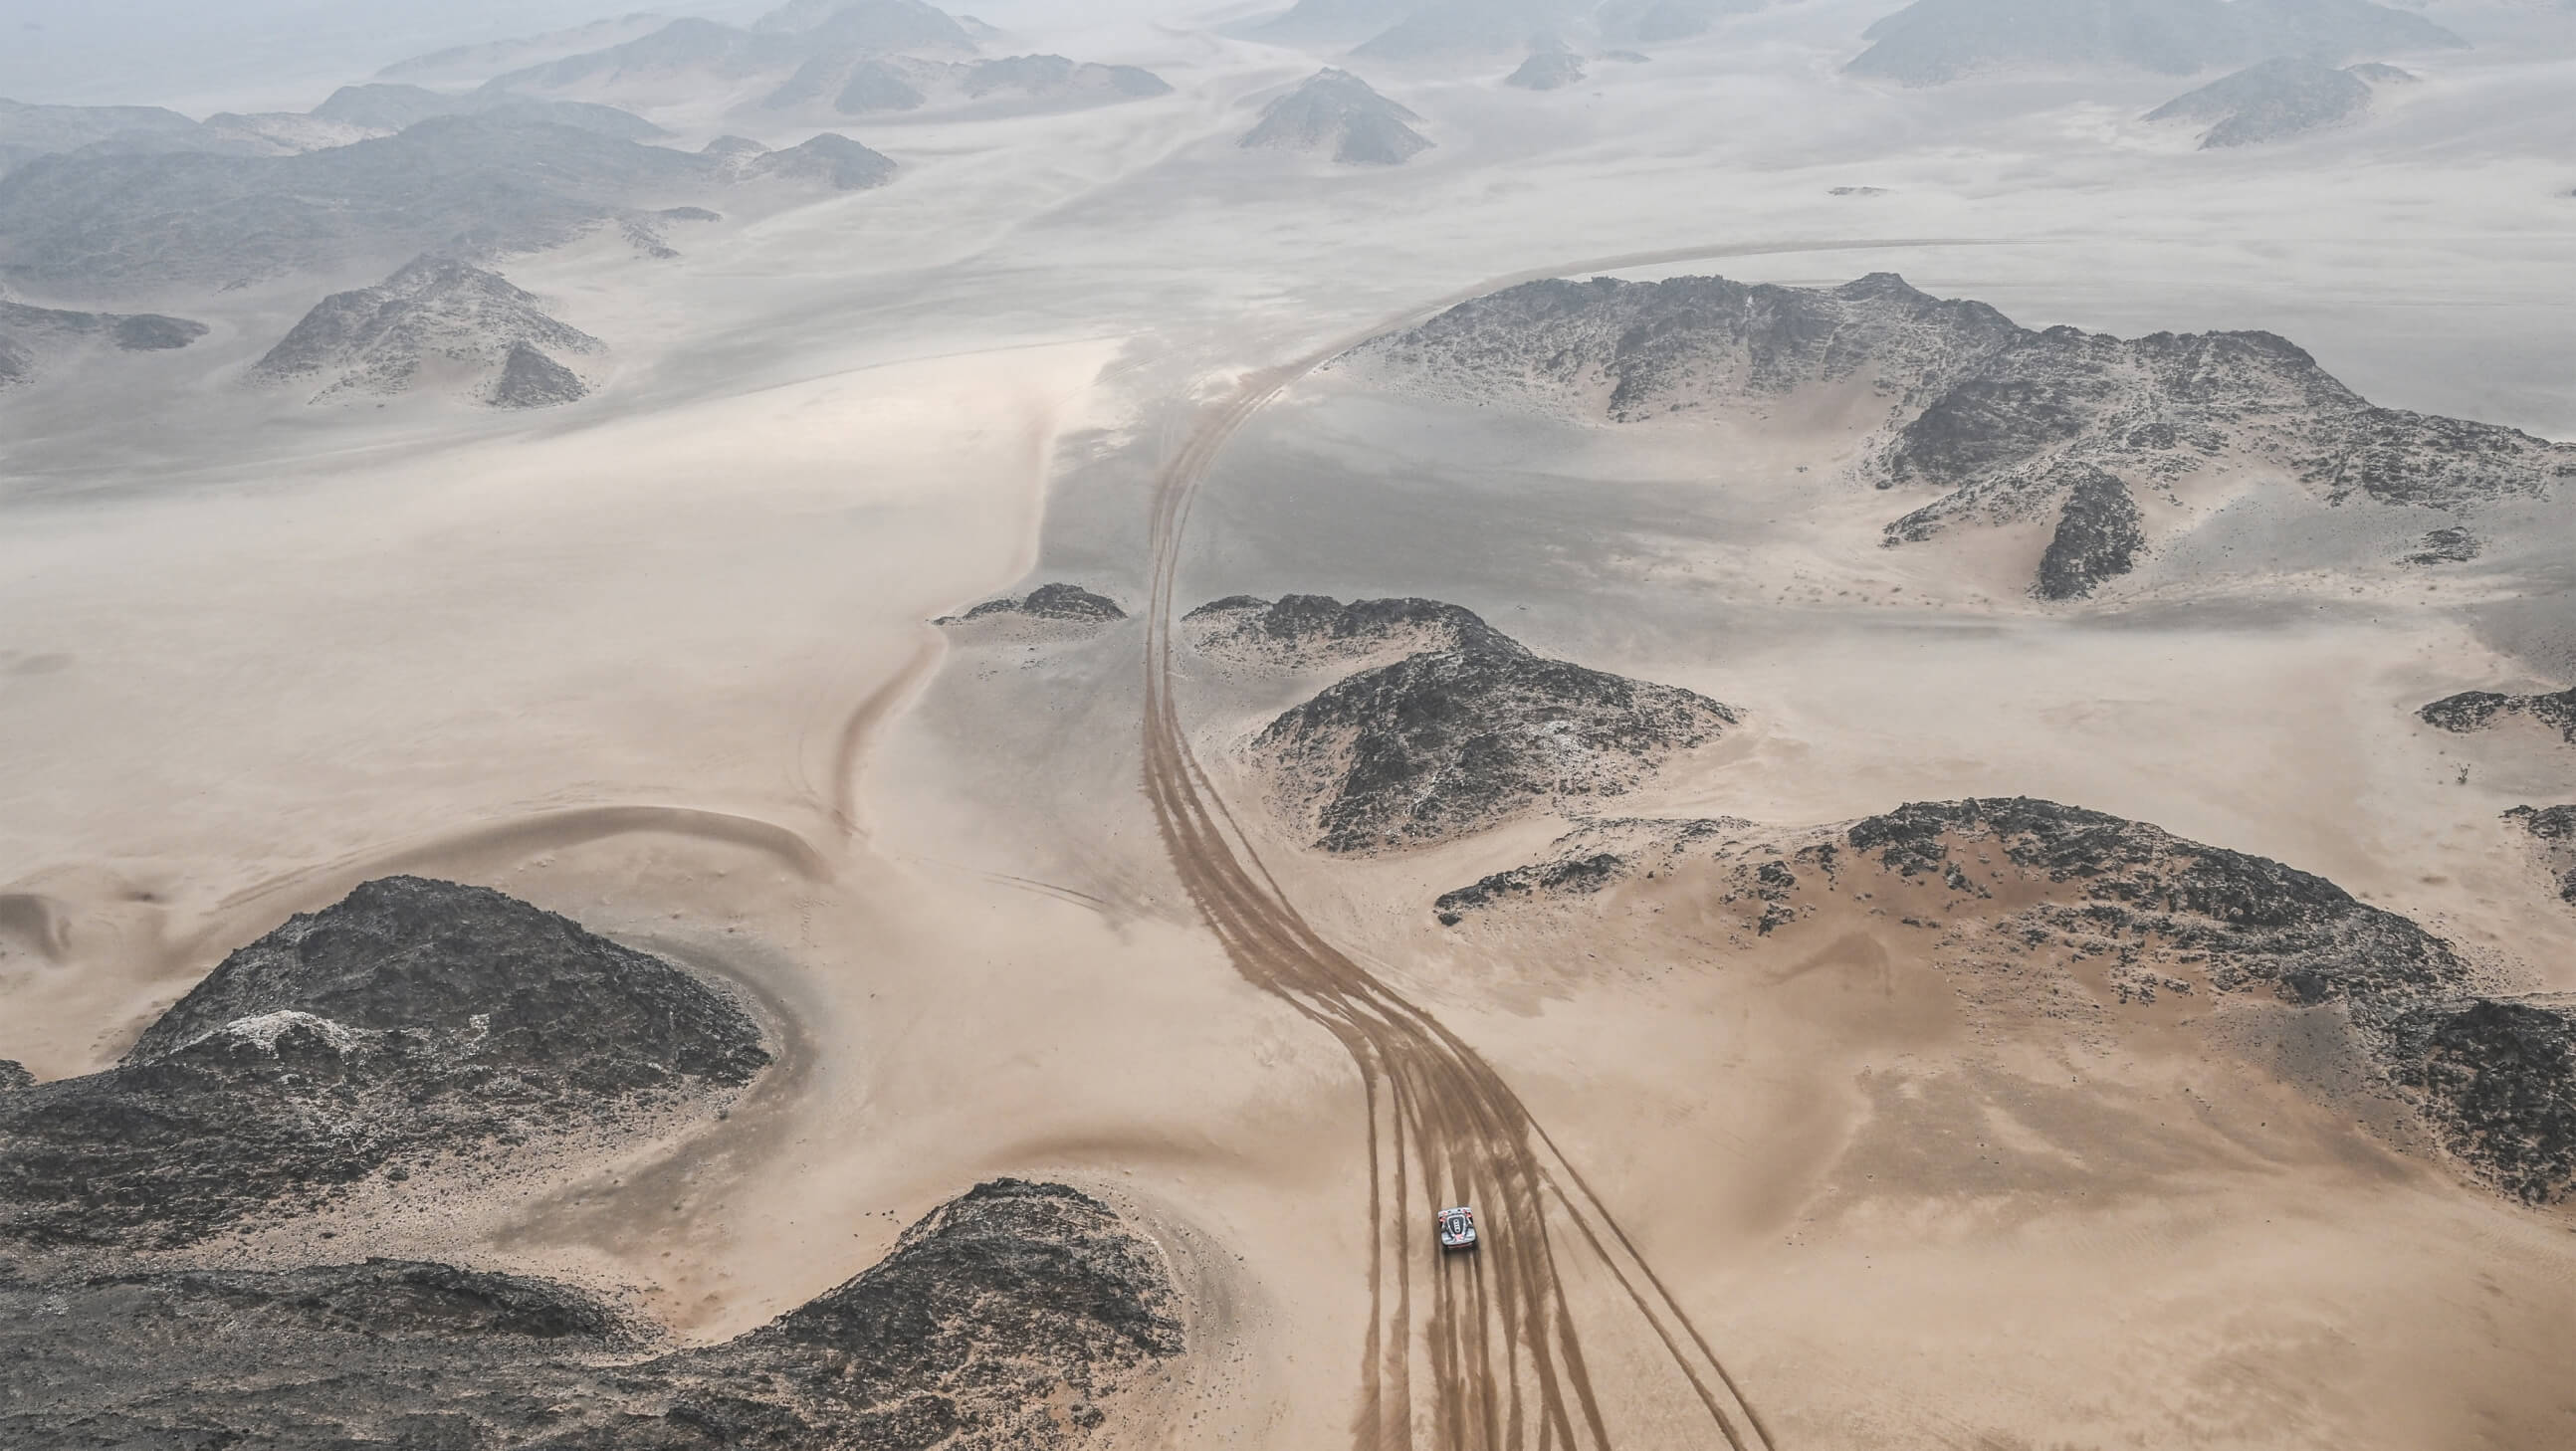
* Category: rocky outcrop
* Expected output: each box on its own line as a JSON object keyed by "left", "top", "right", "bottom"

{"left": 0, "top": 297, "right": 207, "bottom": 390}
{"left": 2420, "top": 687, "right": 2576, "bottom": 745}
{"left": 1346, "top": 271, "right": 2576, "bottom": 595}
{"left": 0, "top": 1179, "right": 1183, "bottom": 1449}
{"left": 1183, "top": 594, "right": 1510, "bottom": 668}
{"left": 2033, "top": 465, "right": 2146, "bottom": 599}
{"left": 2144, "top": 57, "right": 2389, "bottom": 148}
{"left": 1432, "top": 797, "right": 2576, "bottom": 1203}
{"left": 0, "top": 876, "right": 768, "bottom": 1248}
{"left": 1240, "top": 70, "right": 1433, "bottom": 166}
{"left": 1507, "top": 52, "right": 1589, "bottom": 90}
{"left": 939, "top": 582, "right": 1127, "bottom": 626}
{"left": 1846, "top": 0, "right": 2464, "bottom": 86}
{"left": 1247, "top": 606, "right": 1737, "bottom": 852}
{"left": 2505, "top": 805, "right": 2576, "bottom": 906}
{"left": 251, "top": 255, "right": 602, "bottom": 407}
{"left": 2404, "top": 526, "right": 2481, "bottom": 566}
{"left": 746, "top": 131, "right": 901, "bottom": 188}
{"left": 2384, "top": 998, "right": 2576, "bottom": 1204}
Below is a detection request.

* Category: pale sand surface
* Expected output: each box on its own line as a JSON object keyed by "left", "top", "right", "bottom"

{"left": 5, "top": 4, "right": 2576, "bottom": 1446}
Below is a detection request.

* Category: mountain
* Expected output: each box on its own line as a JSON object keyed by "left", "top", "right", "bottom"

{"left": 0, "top": 296, "right": 206, "bottom": 391}
{"left": 0, "top": 877, "right": 767, "bottom": 1248}
{"left": 762, "top": 52, "right": 1172, "bottom": 118}
{"left": 1261, "top": 0, "right": 1754, "bottom": 58}
{"left": 0, "top": 1179, "right": 1184, "bottom": 1448}
{"left": 2144, "top": 57, "right": 2392, "bottom": 147}
{"left": 0, "top": 114, "right": 888, "bottom": 298}
{"left": 2420, "top": 685, "right": 2576, "bottom": 744}
{"left": 1507, "top": 51, "right": 1590, "bottom": 89}
{"left": 1183, "top": 593, "right": 1510, "bottom": 667}
{"left": 1237, "top": 598, "right": 1737, "bottom": 852}
{"left": 1436, "top": 798, "right": 2576, "bottom": 1205}
{"left": 1345, "top": 272, "right": 2576, "bottom": 599}
{"left": 378, "top": 14, "right": 679, "bottom": 87}
{"left": 1847, "top": 0, "right": 2467, "bottom": 86}
{"left": 1240, "top": 69, "right": 1434, "bottom": 165}
{"left": 760, "top": 0, "right": 981, "bottom": 52}
{"left": 250, "top": 255, "right": 603, "bottom": 408}
{"left": 0, "top": 96, "right": 214, "bottom": 177}
{"left": 309, "top": 84, "right": 668, "bottom": 141}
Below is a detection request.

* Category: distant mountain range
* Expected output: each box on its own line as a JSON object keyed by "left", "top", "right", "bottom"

{"left": 0, "top": 115, "right": 892, "bottom": 299}
{"left": 1847, "top": 0, "right": 2466, "bottom": 85}
{"left": 1260, "top": 0, "right": 1761, "bottom": 61}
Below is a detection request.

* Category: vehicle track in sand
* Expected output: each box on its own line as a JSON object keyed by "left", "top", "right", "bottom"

{"left": 1141, "top": 238, "right": 1990, "bottom": 1450}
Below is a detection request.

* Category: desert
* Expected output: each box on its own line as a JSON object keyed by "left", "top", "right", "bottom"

{"left": 4, "top": 0, "right": 2576, "bottom": 1447}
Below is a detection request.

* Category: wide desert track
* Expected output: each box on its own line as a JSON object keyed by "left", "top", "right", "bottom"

{"left": 1137, "top": 239, "right": 1980, "bottom": 1449}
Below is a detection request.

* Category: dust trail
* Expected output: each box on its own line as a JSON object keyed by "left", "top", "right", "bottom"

{"left": 1138, "top": 238, "right": 1978, "bottom": 1448}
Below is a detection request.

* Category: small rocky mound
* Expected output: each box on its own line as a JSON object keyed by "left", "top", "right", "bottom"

{"left": 2144, "top": 57, "right": 2380, "bottom": 148}
{"left": 0, "top": 876, "right": 768, "bottom": 1248}
{"left": 747, "top": 131, "right": 900, "bottom": 189}
{"left": 2404, "top": 526, "right": 2481, "bottom": 566}
{"left": 1506, "top": 52, "right": 1588, "bottom": 91}
{"left": 1434, "top": 816, "right": 1757, "bottom": 925}
{"left": 2384, "top": 997, "right": 2576, "bottom": 1204}
{"left": 2420, "top": 686, "right": 2576, "bottom": 745}
{"left": 251, "top": 254, "right": 602, "bottom": 407}
{"left": 0, "top": 297, "right": 207, "bottom": 390}
{"left": 2033, "top": 464, "right": 2146, "bottom": 599}
{"left": 489, "top": 341, "right": 589, "bottom": 407}
{"left": 1240, "top": 69, "right": 1432, "bottom": 166}
{"left": 1250, "top": 612, "right": 1738, "bottom": 853}
{"left": 2505, "top": 805, "right": 2576, "bottom": 906}
{"left": 1182, "top": 594, "right": 1509, "bottom": 669}
{"left": 0, "top": 1179, "right": 1183, "bottom": 1449}
{"left": 939, "top": 582, "right": 1127, "bottom": 627}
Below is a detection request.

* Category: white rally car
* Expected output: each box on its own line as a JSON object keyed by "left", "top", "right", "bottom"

{"left": 1436, "top": 1205, "right": 1478, "bottom": 1252}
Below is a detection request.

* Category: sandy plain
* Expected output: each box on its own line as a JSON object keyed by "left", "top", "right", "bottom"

{"left": 6, "top": 0, "right": 2576, "bottom": 1447}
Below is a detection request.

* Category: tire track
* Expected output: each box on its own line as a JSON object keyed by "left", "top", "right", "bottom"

{"left": 1139, "top": 239, "right": 1985, "bottom": 1449}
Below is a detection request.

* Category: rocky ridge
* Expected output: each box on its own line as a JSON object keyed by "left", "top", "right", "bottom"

{"left": 1344, "top": 271, "right": 2576, "bottom": 596}
{"left": 0, "top": 295, "right": 206, "bottom": 390}
{"left": 2144, "top": 57, "right": 2398, "bottom": 148}
{"left": 1262, "top": 0, "right": 1750, "bottom": 60}
{"left": 250, "top": 255, "right": 604, "bottom": 407}
{"left": 1240, "top": 70, "right": 1433, "bottom": 165}
{"left": 938, "top": 581, "right": 1128, "bottom": 627}
{"left": 1435, "top": 797, "right": 2576, "bottom": 1202}
{"left": 2505, "top": 805, "right": 2576, "bottom": 905}
{"left": 1846, "top": 0, "right": 2465, "bottom": 86}
{"left": 1235, "top": 599, "right": 1737, "bottom": 852}
{"left": 2421, "top": 686, "right": 2576, "bottom": 745}
{"left": 1183, "top": 593, "right": 1508, "bottom": 669}
{"left": 0, "top": 1178, "right": 1183, "bottom": 1449}
{"left": 0, "top": 876, "right": 768, "bottom": 1248}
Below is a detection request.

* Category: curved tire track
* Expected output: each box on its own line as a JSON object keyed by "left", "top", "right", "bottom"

{"left": 1140, "top": 238, "right": 1985, "bottom": 1449}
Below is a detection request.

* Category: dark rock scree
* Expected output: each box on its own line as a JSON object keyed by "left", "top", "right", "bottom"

{"left": 2420, "top": 686, "right": 2576, "bottom": 745}
{"left": 0, "top": 1179, "right": 1183, "bottom": 1449}
{"left": 0, "top": 876, "right": 768, "bottom": 1248}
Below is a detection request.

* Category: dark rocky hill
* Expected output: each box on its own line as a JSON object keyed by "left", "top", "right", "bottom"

{"left": 1506, "top": 51, "right": 1589, "bottom": 89}
{"left": 1433, "top": 798, "right": 2576, "bottom": 1203}
{"left": 309, "top": 84, "right": 669, "bottom": 141}
{"left": 938, "top": 581, "right": 1128, "bottom": 626}
{"left": 2505, "top": 805, "right": 2576, "bottom": 906}
{"left": 0, "top": 97, "right": 218, "bottom": 177}
{"left": 1240, "top": 70, "right": 1432, "bottom": 165}
{"left": 1847, "top": 0, "right": 2465, "bottom": 86}
{"left": 2144, "top": 57, "right": 2387, "bottom": 148}
{"left": 0, "top": 877, "right": 768, "bottom": 1248}
{"left": 1349, "top": 271, "right": 2576, "bottom": 597}
{"left": 1246, "top": 604, "right": 1737, "bottom": 852}
{"left": 0, "top": 1179, "right": 1182, "bottom": 1449}
{"left": 2421, "top": 686, "right": 2576, "bottom": 745}
{"left": 1184, "top": 594, "right": 1509, "bottom": 667}
{"left": 0, "top": 296, "right": 206, "bottom": 390}
{"left": 251, "top": 254, "right": 603, "bottom": 407}
{"left": 763, "top": 52, "right": 1171, "bottom": 116}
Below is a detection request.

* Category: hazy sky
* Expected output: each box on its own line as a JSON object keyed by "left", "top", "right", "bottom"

{"left": 0, "top": 0, "right": 771, "bottom": 110}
